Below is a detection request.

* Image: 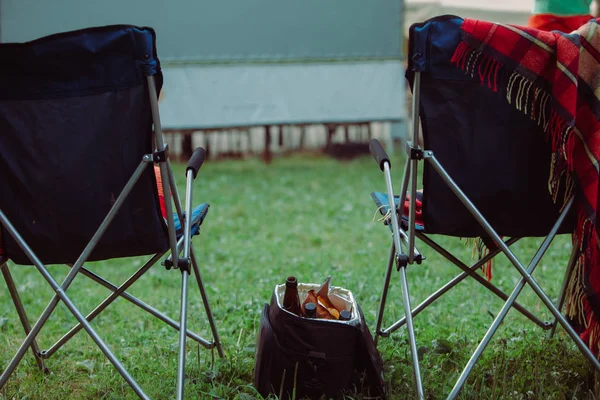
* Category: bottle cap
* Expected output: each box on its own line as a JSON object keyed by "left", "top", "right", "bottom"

{"left": 304, "top": 302, "right": 317, "bottom": 316}
{"left": 339, "top": 310, "right": 352, "bottom": 321}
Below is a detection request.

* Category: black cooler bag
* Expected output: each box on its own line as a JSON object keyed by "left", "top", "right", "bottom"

{"left": 254, "top": 284, "right": 385, "bottom": 399}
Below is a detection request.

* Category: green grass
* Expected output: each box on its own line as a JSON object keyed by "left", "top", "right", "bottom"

{"left": 0, "top": 151, "right": 595, "bottom": 399}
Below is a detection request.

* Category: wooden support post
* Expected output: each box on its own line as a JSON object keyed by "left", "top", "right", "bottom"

{"left": 181, "top": 130, "right": 193, "bottom": 160}
{"left": 264, "top": 125, "right": 272, "bottom": 164}
{"left": 278, "top": 125, "right": 284, "bottom": 147}
{"left": 326, "top": 124, "right": 336, "bottom": 150}
{"left": 298, "top": 125, "right": 305, "bottom": 150}
{"left": 205, "top": 132, "right": 211, "bottom": 160}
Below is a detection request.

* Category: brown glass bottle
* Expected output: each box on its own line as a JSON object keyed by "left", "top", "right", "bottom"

{"left": 304, "top": 302, "right": 317, "bottom": 318}
{"left": 282, "top": 276, "right": 302, "bottom": 316}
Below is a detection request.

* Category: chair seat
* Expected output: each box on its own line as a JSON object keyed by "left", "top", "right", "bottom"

{"left": 172, "top": 203, "right": 209, "bottom": 238}
{"left": 371, "top": 191, "right": 424, "bottom": 231}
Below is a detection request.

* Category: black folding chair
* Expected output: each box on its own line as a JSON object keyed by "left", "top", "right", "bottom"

{"left": 369, "top": 15, "right": 600, "bottom": 399}
{"left": 0, "top": 25, "right": 222, "bottom": 400}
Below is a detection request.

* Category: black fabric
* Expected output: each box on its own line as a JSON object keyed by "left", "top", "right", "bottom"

{"left": 0, "top": 84, "right": 168, "bottom": 264}
{"left": 0, "top": 25, "right": 161, "bottom": 100}
{"left": 254, "top": 295, "right": 385, "bottom": 399}
{"left": 406, "top": 16, "right": 574, "bottom": 237}
{"left": 0, "top": 25, "right": 168, "bottom": 265}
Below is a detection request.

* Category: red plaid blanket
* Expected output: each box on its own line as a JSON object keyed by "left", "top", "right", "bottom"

{"left": 452, "top": 18, "right": 600, "bottom": 355}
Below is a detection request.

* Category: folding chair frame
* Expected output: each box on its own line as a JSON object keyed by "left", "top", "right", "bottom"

{"left": 370, "top": 71, "right": 600, "bottom": 400}
{"left": 0, "top": 74, "right": 223, "bottom": 400}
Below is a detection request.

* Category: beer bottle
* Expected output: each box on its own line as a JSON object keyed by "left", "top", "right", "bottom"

{"left": 282, "top": 276, "right": 302, "bottom": 316}
{"left": 339, "top": 310, "right": 352, "bottom": 321}
{"left": 304, "top": 302, "right": 317, "bottom": 318}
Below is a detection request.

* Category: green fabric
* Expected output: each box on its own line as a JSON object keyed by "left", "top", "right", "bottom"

{"left": 533, "top": 0, "right": 592, "bottom": 16}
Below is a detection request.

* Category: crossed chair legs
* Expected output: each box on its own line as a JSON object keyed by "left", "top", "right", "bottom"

{"left": 0, "top": 249, "right": 222, "bottom": 399}
{"left": 0, "top": 203, "right": 223, "bottom": 400}
{"left": 370, "top": 138, "right": 600, "bottom": 399}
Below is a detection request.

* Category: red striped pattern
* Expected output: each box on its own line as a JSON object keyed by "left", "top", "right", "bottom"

{"left": 453, "top": 18, "right": 600, "bottom": 356}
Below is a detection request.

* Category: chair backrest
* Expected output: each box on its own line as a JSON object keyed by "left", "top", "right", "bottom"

{"left": 407, "top": 16, "right": 574, "bottom": 237}
{"left": 0, "top": 25, "right": 169, "bottom": 264}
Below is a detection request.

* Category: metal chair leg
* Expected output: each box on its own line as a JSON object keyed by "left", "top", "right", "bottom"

{"left": 435, "top": 187, "right": 600, "bottom": 398}
{"left": 0, "top": 271, "right": 150, "bottom": 399}
{"left": 375, "top": 241, "right": 396, "bottom": 343}
{"left": 176, "top": 268, "right": 190, "bottom": 400}
{"left": 190, "top": 248, "right": 224, "bottom": 358}
{"left": 549, "top": 244, "right": 579, "bottom": 338}
{"left": 41, "top": 253, "right": 213, "bottom": 359}
{"left": 377, "top": 236, "right": 549, "bottom": 340}
{"left": 0, "top": 262, "right": 47, "bottom": 373}
{"left": 416, "top": 234, "right": 549, "bottom": 329}
{"left": 446, "top": 228, "right": 588, "bottom": 399}
{"left": 398, "top": 264, "right": 425, "bottom": 400}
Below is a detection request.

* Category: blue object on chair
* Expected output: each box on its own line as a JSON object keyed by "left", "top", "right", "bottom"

{"left": 172, "top": 203, "right": 210, "bottom": 238}
{"left": 370, "top": 191, "right": 424, "bottom": 231}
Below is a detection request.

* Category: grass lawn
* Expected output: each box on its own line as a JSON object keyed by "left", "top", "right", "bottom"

{"left": 0, "top": 151, "right": 595, "bottom": 399}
